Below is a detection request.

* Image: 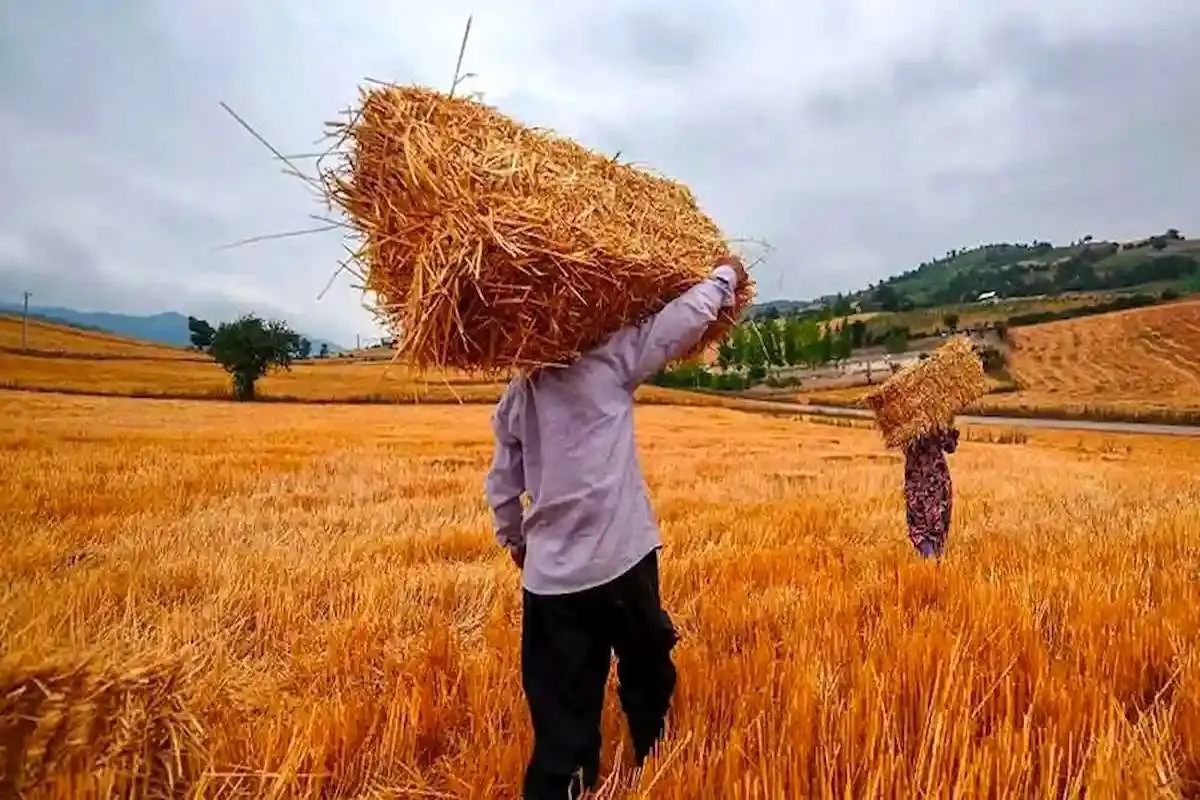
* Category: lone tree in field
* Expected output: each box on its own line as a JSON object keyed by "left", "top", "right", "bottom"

{"left": 187, "top": 316, "right": 215, "bottom": 351}
{"left": 208, "top": 314, "right": 300, "bottom": 401}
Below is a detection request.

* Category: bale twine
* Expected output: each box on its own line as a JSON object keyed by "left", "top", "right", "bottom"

{"left": 0, "top": 652, "right": 207, "bottom": 798}
{"left": 865, "top": 336, "right": 988, "bottom": 449}
{"left": 319, "top": 85, "right": 755, "bottom": 373}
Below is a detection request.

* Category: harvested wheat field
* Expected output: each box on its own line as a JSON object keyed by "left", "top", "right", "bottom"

{"left": 992, "top": 300, "right": 1200, "bottom": 418}
{"left": 3, "top": 390, "right": 1200, "bottom": 798}
{"left": 0, "top": 348, "right": 768, "bottom": 410}
{"left": 0, "top": 315, "right": 201, "bottom": 360}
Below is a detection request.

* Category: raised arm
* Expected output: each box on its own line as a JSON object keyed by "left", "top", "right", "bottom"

{"left": 483, "top": 387, "right": 525, "bottom": 549}
{"left": 600, "top": 260, "right": 743, "bottom": 389}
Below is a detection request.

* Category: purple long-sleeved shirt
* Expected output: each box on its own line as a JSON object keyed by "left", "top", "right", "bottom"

{"left": 484, "top": 265, "right": 740, "bottom": 595}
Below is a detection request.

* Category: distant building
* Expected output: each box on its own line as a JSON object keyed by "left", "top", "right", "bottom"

{"left": 976, "top": 291, "right": 999, "bottom": 304}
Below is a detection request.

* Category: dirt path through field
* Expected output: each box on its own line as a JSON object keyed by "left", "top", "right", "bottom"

{"left": 724, "top": 396, "right": 1200, "bottom": 437}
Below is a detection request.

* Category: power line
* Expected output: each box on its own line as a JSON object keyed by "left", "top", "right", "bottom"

{"left": 21, "top": 291, "right": 31, "bottom": 351}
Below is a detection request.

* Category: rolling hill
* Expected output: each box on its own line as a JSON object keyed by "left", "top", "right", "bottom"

{"left": 750, "top": 228, "right": 1199, "bottom": 318}
{"left": 855, "top": 230, "right": 1200, "bottom": 310}
{"left": 0, "top": 314, "right": 201, "bottom": 359}
{"left": 0, "top": 302, "right": 345, "bottom": 354}
{"left": 988, "top": 299, "right": 1200, "bottom": 418}
{"left": 803, "top": 299, "right": 1200, "bottom": 423}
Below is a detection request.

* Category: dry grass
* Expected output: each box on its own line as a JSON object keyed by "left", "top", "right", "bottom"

{"left": 320, "top": 85, "right": 753, "bottom": 372}
{"left": 0, "top": 315, "right": 199, "bottom": 360}
{"left": 3, "top": 390, "right": 1200, "bottom": 798}
{"left": 0, "top": 350, "right": 763, "bottom": 410}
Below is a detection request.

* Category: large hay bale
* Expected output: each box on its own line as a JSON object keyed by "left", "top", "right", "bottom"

{"left": 319, "top": 85, "right": 755, "bottom": 373}
{"left": 865, "top": 336, "right": 988, "bottom": 449}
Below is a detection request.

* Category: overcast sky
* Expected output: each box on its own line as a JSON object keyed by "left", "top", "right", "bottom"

{"left": 2, "top": 1, "right": 1198, "bottom": 346}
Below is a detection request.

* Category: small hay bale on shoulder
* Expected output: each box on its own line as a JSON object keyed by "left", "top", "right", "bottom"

{"left": 319, "top": 85, "right": 755, "bottom": 374}
{"left": 865, "top": 336, "right": 988, "bottom": 449}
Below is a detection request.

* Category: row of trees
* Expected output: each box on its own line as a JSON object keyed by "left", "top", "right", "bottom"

{"left": 716, "top": 317, "right": 858, "bottom": 372}
{"left": 187, "top": 314, "right": 321, "bottom": 401}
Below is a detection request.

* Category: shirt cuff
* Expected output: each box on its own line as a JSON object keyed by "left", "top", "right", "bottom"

{"left": 710, "top": 265, "right": 739, "bottom": 307}
{"left": 711, "top": 264, "right": 738, "bottom": 286}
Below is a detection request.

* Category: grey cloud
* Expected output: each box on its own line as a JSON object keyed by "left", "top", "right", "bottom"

{"left": 0, "top": 229, "right": 297, "bottom": 327}
{"left": 2, "top": 0, "right": 1199, "bottom": 333}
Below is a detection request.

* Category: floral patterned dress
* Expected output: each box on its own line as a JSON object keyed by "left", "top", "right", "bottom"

{"left": 903, "top": 428, "right": 959, "bottom": 557}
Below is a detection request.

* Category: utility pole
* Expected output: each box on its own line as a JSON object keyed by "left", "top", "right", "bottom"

{"left": 21, "top": 291, "right": 32, "bottom": 351}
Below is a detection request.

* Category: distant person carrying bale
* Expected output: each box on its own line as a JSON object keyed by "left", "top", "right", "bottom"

{"left": 317, "top": 84, "right": 755, "bottom": 800}
{"left": 903, "top": 427, "right": 959, "bottom": 558}
{"left": 865, "top": 337, "right": 988, "bottom": 560}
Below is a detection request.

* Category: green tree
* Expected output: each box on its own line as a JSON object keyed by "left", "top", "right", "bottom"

{"left": 833, "top": 320, "right": 854, "bottom": 362}
{"left": 743, "top": 325, "right": 767, "bottom": 374}
{"left": 297, "top": 337, "right": 313, "bottom": 359}
{"left": 208, "top": 314, "right": 300, "bottom": 401}
{"left": 319, "top": 343, "right": 330, "bottom": 359}
{"left": 848, "top": 320, "right": 867, "bottom": 350}
{"left": 816, "top": 329, "right": 834, "bottom": 364}
{"left": 873, "top": 284, "right": 901, "bottom": 312}
{"left": 758, "top": 321, "right": 785, "bottom": 367}
{"left": 187, "top": 316, "right": 215, "bottom": 350}
{"left": 884, "top": 327, "right": 909, "bottom": 354}
{"left": 716, "top": 331, "right": 741, "bottom": 370}
{"left": 781, "top": 316, "right": 804, "bottom": 365}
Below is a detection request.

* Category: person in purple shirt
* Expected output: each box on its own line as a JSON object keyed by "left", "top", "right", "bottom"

{"left": 485, "top": 256, "right": 747, "bottom": 800}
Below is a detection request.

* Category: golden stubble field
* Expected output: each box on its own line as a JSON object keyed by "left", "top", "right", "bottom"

{"left": 0, "top": 315, "right": 202, "bottom": 360}
{"left": 0, "top": 316, "right": 742, "bottom": 409}
{"left": 997, "top": 300, "right": 1200, "bottom": 417}
{"left": 3, "top": 391, "right": 1200, "bottom": 798}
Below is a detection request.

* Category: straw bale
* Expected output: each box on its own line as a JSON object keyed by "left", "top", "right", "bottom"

{"left": 0, "top": 652, "right": 206, "bottom": 797}
{"left": 865, "top": 336, "right": 988, "bottom": 449}
{"left": 319, "top": 85, "right": 755, "bottom": 373}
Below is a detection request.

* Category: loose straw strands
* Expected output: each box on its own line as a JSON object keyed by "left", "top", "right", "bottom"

{"left": 317, "top": 86, "right": 754, "bottom": 374}
{"left": 0, "top": 651, "right": 208, "bottom": 796}
{"left": 865, "top": 336, "right": 989, "bottom": 449}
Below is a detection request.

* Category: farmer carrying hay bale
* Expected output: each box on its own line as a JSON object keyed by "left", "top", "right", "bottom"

{"left": 865, "top": 336, "right": 988, "bottom": 559}
{"left": 318, "top": 85, "right": 755, "bottom": 373}
{"left": 319, "top": 84, "right": 755, "bottom": 799}
{"left": 484, "top": 256, "right": 750, "bottom": 799}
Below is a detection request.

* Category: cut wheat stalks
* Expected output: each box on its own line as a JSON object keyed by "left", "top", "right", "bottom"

{"left": 0, "top": 651, "right": 207, "bottom": 796}
{"left": 865, "top": 336, "right": 988, "bottom": 449}
{"left": 316, "top": 85, "right": 755, "bottom": 374}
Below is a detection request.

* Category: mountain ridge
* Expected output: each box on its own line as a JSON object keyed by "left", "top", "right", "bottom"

{"left": 0, "top": 302, "right": 346, "bottom": 353}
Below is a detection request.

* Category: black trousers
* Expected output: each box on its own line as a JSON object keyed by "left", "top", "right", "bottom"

{"left": 521, "top": 549, "right": 679, "bottom": 800}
